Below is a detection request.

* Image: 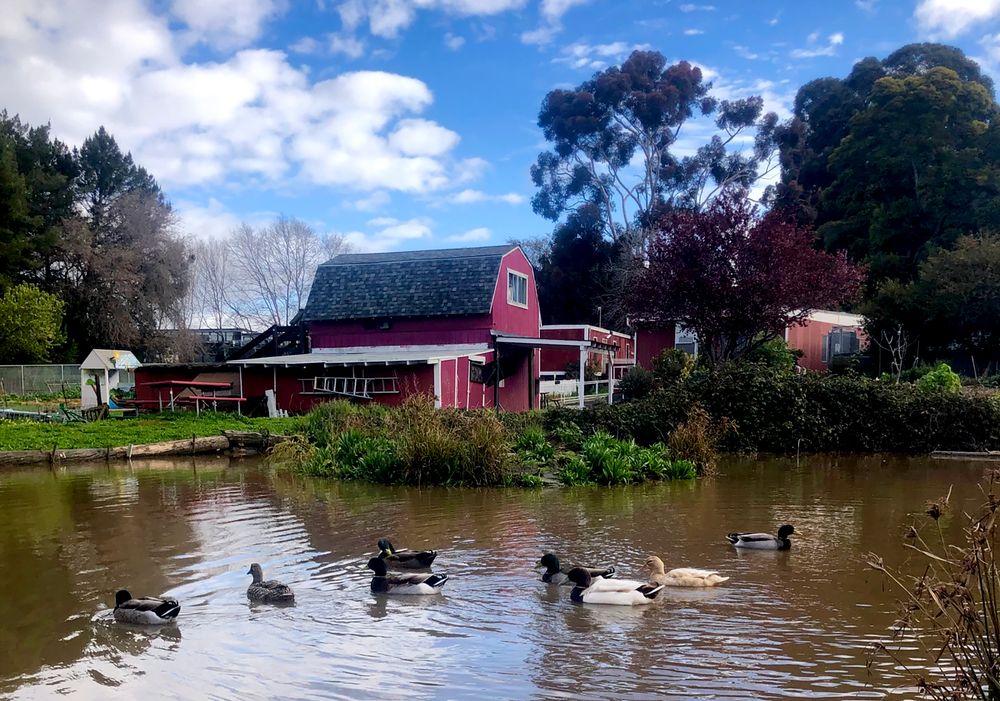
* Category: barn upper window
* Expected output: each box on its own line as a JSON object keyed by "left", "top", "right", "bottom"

{"left": 507, "top": 270, "right": 528, "bottom": 307}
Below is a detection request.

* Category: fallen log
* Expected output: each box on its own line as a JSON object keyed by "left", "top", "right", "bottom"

{"left": 0, "top": 432, "right": 283, "bottom": 468}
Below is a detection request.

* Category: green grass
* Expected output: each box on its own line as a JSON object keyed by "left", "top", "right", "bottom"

{"left": 0, "top": 412, "right": 304, "bottom": 450}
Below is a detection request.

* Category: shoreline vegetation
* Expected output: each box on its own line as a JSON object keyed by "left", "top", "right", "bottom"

{"left": 267, "top": 396, "right": 705, "bottom": 488}
{"left": 0, "top": 413, "right": 303, "bottom": 452}
{"left": 3, "top": 355, "right": 999, "bottom": 481}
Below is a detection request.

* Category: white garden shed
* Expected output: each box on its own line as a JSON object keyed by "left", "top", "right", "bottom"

{"left": 80, "top": 349, "right": 141, "bottom": 408}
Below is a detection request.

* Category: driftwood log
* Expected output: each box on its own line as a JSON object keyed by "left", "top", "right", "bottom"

{"left": 0, "top": 432, "right": 287, "bottom": 468}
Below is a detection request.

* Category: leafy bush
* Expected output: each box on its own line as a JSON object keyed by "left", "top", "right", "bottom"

{"left": 916, "top": 362, "right": 961, "bottom": 394}
{"left": 651, "top": 348, "right": 694, "bottom": 385}
{"left": 745, "top": 337, "right": 799, "bottom": 372}
{"left": 565, "top": 360, "right": 1000, "bottom": 455}
{"left": 618, "top": 366, "right": 655, "bottom": 401}
{"left": 558, "top": 431, "right": 698, "bottom": 485}
{"left": 514, "top": 424, "right": 555, "bottom": 464}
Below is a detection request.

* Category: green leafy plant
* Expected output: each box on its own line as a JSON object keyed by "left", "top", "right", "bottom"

{"left": 514, "top": 424, "right": 555, "bottom": 464}
{"left": 652, "top": 348, "right": 695, "bottom": 385}
{"left": 916, "top": 362, "right": 962, "bottom": 395}
{"left": 618, "top": 366, "right": 655, "bottom": 401}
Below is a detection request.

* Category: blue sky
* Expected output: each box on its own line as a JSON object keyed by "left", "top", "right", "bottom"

{"left": 1, "top": 0, "right": 998, "bottom": 251}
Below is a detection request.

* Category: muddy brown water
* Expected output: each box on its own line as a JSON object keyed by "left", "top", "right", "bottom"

{"left": 0, "top": 454, "right": 990, "bottom": 699}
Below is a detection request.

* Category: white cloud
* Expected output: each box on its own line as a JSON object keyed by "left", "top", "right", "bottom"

{"left": 0, "top": 1, "right": 485, "bottom": 197}
{"left": 171, "top": 0, "right": 284, "bottom": 50}
{"left": 733, "top": 44, "right": 759, "bottom": 60}
{"left": 448, "top": 189, "right": 524, "bottom": 204}
{"left": 855, "top": 0, "right": 877, "bottom": 13}
{"left": 348, "top": 190, "right": 391, "bottom": 212}
{"left": 684, "top": 28, "right": 705, "bottom": 36}
{"left": 329, "top": 34, "right": 366, "bottom": 58}
{"left": 679, "top": 3, "right": 716, "bottom": 11}
{"left": 791, "top": 32, "right": 845, "bottom": 59}
{"left": 339, "top": 0, "right": 528, "bottom": 39}
{"left": 389, "top": 119, "right": 461, "bottom": 156}
{"left": 915, "top": 0, "right": 1000, "bottom": 38}
{"left": 447, "top": 226, "right": 491, "bottom": 242}
{"left": 555, "top": 41, "right": 653, "bottom": 70}
{"left": 342, "top": 216, "right": 433, "bottom": 251}
{"left": 175, "top": 198, "right": 243, "bottom": 240}
{"left": 444, "top": 32, "right": 466, "bottom": 50}
{"left": 521, "top": 0, "right": 590, "bottom": 45}
{"left": 290, "top": 36, "right": 322, "bottom": 54}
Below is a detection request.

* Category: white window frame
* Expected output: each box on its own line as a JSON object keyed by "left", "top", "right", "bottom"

{"left": 507, "top": 270, "right": 528, "bottom": 308}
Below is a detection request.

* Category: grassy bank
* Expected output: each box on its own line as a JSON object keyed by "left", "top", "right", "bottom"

{"left": 0, "top": 413, "right": 303, "bottom": 451}
{"left": 267, "top": 396, "right": 707, "bottom": 487}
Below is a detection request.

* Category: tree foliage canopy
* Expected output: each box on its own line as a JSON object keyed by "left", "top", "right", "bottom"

{"left": 627, "top": 194, "right": 863, "bottom": 365}
{"left": 533, "top": 49, "right": 779, "bottom": 244}
{"left": 0, "top": 283, "right": 64, "bottom": 362}
{"left": 531, "top": 49, "right": 780, "bottom": 327}
{"left": 0, "top": 113, "right": 190, "bottom": 360}
{"left": 775, "top": 43, "right": 1000, "bottom": 285}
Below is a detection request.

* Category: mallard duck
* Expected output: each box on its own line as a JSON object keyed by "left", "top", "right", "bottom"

{"left": 246, "top": 563, "right": 295, "bottom": 603}
{"left": 113, "top": 590, "right": 181, "bottom": 624}
{"left": 565, "top": 567, "right": 662, "bottom": 605}
{"left": 644, "top": 555, "right": 729, "bottom": 587}
{"left": 367, "top": 556, "right": 448, "bottom": 595}
{"left": 537, "top": 553, "right": 616, "bottom": 585}
{"left": 377, "top": 538, "right": 437, "bottom": 569}
{"left": 726, "top": 524, "right": 795, "bottom": 550}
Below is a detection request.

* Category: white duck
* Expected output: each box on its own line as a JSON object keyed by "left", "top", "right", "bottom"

{"left": 726, "top": 524, "right": 795, "bottom": 550}
{"left": 112, "top": 589, "right": 181, "bottom": 624}
{"left": 644, "top": 555, "right": 729, "bottom": 587}
{"left": 565, "top": 567, "right": 663, "bottom": 606}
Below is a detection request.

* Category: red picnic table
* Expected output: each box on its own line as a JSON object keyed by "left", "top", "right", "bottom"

{"left": 141, "top": 380, "right": 247, "bottom": 415}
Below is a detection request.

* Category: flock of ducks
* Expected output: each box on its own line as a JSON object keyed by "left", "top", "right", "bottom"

{"left": 110, "top": 526, "right": 795, "bottom": 622}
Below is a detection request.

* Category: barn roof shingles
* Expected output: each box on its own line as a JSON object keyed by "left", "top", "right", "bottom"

{"left": 302, "top": 245, "right": 515, "bottom": 321}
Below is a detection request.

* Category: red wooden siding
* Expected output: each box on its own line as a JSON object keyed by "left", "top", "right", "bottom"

{"left": 490, "top": 248, "right": 541, "bottom": 338}
{"left": 786, "top": 313, "right": 866, "bottom": 372}
{"left": 310, "top": 316, "right": 492, "bottom": 350}
{"left": 635, "top": 327, "right": 676, "bottom": 370}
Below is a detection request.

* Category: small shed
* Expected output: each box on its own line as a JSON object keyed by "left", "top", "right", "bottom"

{"left": 80, "top": 349, "right": 141, "bottom": 408}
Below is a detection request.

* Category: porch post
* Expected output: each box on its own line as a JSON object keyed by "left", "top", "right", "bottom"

{"left": 493, "top": 344, "right": 500, "bottom": 411}
{"left": 607, "top": 349, "right": 613, "bottom": 405}
{"left": 433, "top": 361, "right": 442, "bottom": 409}
{"left": 578, "top": 346, "right": 586, "bottom": 409}
{"left": 527, "top": 348, "right": 534, "bottom": 410}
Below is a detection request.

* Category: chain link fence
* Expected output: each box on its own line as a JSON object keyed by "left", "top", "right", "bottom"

{"left": 0, "top": 365, "right": 80, "bottom": 395}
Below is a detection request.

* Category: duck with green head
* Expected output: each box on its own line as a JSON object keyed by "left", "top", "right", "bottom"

{"left": 377, "top": 538, "right": 437, "bottom": 569}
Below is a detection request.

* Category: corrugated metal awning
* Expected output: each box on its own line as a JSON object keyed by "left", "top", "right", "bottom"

{"left": 228, "top": 344, "right": 490, "bottom": 368}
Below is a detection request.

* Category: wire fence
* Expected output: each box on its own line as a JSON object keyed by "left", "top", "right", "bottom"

{"left": 0, "top": 365, "right": 80, "bottom": 395}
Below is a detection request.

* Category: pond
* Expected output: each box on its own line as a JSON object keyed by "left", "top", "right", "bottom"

{"left": 0, "top": 454, "right": 989, "bottom": 699}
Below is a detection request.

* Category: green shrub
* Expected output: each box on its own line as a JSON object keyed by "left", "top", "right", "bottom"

{"left": 618, "top": 366, "right": 655, "bottom": 401}
{"left": 558, "top": 452, "right": 593, "bottom": 485}
{"left": 652, "top": 348, "right": 694, "bottom": 385}
{"left": 514, "top": 424, "right": 555, "bottom": 464}
{"left": 558, "top": 431, "right": 697, "bottom": 485}
{"left": 745, "top": 337, "right": 798, "bottom": 372}
{"left": 916, "top": 362, "right": 961, "bottom": 395}
{"left": 565, "top": 360, "right": 1000, "bottom": 455}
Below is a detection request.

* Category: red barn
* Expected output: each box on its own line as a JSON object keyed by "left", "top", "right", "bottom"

{"left": 539, "top": 325, "right": 634, "bottom": 380}
{"left": 786, "top": 310, "right": 865, "bottom": 372}
{"left": 230, "top": 245, "right": 549, "bottom": 413}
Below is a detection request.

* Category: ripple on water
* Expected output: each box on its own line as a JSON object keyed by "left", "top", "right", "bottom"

{"left": 0, "top": 455, "right": 986, "bottom": 700}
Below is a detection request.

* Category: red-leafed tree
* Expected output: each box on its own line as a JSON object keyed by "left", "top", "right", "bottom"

{"left": 628, "top": 194, "right": 864, "bottom": 365}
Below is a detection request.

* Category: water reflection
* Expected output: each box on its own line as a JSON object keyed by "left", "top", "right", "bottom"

{"left": 0, "top": 454, "right": 988, "bottom": 699}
